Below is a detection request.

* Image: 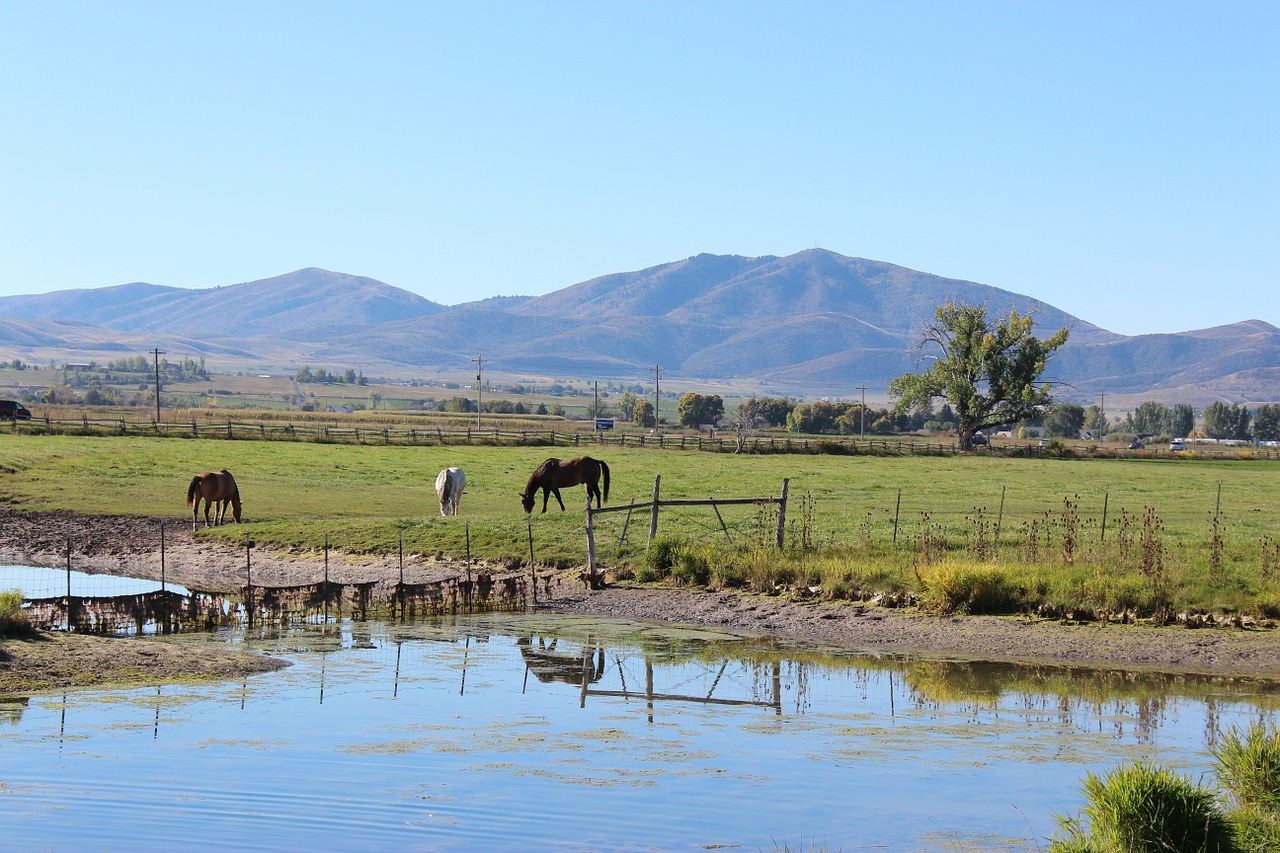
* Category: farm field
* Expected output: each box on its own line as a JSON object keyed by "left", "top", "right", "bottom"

{"left": 2, "top": 431, "right": 1280, "bottom": 618}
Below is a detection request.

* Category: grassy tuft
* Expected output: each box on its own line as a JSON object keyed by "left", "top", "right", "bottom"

{"left": 1215, "top": 723, "right": 1280, "bottom": 817}
{"left": 1051, "top": 762, "right": 1236, "bottom": 852}
{"left": 0, "top": 588, "right": 35, "bottom": 637}
{"left": 916, "top": 559, "right": 1024, "bottom": 614}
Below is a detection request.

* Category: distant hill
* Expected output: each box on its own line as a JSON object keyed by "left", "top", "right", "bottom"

{"left": 2, "top": 251, "right": 1278, "bottom": 407}
{"left": 0, "top": 268, "right": 446, "bottom": 341}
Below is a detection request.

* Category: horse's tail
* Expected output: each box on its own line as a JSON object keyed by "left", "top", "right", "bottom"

{"left": 600, "top": 460, "right": 610, "bottom": 502}
{"left": 187, "top": 476, "right": 201, "bottom": 507}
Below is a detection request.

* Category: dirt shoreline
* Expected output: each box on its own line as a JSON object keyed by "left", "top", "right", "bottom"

{"left": 4, "top": 507, "right": 1280, "bottom": 692}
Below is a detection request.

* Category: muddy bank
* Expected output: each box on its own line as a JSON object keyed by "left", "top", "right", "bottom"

{"left": 4, "top": 506, "right": 1280, "bottom": 685}
{"left": 0, "top": 631, "right": 288, "bottom": 696}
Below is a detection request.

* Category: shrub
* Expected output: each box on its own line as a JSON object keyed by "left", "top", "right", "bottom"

{"left": 812, "top": 440, "right": 854, "bottom": 456}
{"left": 637, "top": 537, "right": 681, "bottom": 582}
{"left": 1051, "top": 763, "right": 1236, "bottom": 853}
{"left": 672, "top": 546, "right": 712, "bottom": 586}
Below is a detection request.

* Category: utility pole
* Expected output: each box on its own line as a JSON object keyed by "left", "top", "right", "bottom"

{"left": 471, "top": 353, "right": 485, "bottom": 428}
{"left": 856, "top": 384, "right": 868, "bottom": 442}
{"left": 151, "top": 347, "right": 166, "bottom": 424}
{"left": 1099, "top": 393, "right": 1106, "bottom": 442}
{"left": 650, "top": 364, "right": 663, "bottom": 431}
{"left": 593, "top": 380, "right": 599, "bottom": 420}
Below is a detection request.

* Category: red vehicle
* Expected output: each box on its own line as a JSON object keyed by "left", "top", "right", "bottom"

{"left": 0, "top": 400, "right": 32, "bottom": 420}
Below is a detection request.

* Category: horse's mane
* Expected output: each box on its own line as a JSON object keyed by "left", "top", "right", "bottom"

{"left": 525, "top": 458, "right": 558, "bottom": 492}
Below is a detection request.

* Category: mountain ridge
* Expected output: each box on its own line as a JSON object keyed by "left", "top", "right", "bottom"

{"left": 1, "top": 251, "right": 1276, "bottom": 406}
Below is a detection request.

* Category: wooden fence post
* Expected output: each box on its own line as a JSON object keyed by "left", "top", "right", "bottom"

{"left": 775, "top": 478, "right": 790, "bottom": 548}
{"left": 245, "top": 533, "right": 254, "bottom": 629}
{"left": 647, "top": 475, "right": 661, "bottom": 545}
{"left": 586, "top": 506, "right": 596, "bottom": 572}
{"left": 159, "top": 518, "right": 166, "bottom": 593}
{"left": 893, "top": 487, "right": 902, "bottom": 543}
{"left": 527, "top": 516, "right": 537, "bottom": 605}
{"left": 1101, "top": 486, "right": 1110, "bottom": 543}
{"left": 995, "top": 480, "right": 1007, "bottom": 544}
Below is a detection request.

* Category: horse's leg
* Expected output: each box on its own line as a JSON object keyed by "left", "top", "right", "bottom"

{"left": 203, "top": 497, "right": 213, "bottom": 529}
{"left": 552, "top": 488, "right": 565, "bottom": 511}
{"left": 540, "top": 488, "right": 550, "bottom": 513}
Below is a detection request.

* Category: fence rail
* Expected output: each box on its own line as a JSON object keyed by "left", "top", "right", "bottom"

{"left": 11, "top": 413, "right": 1280, "bottom": 460}
{"left": 583, "top": 476, "right": 790, "bottom": 577}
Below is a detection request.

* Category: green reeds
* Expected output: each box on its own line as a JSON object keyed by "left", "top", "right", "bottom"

{"left": 1053, "top": 723, "right": 1280, "bottom": 852}
{"left": 1051, "top": 762, "right": 1235, "bottom": 852}
{"left": 0, "top": 588, "right": 34, "bottom": 637}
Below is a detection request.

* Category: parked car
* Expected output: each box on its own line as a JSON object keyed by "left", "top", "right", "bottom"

{"left": 970, "top": 432, "right": 988, "bottom": 446}
{"left": 1169, "top": 439, "right": 1188, "bottom": 451}
{"left": 0, "top": 399, "right": 32, "bottom": 420}
{"left": 1128, "top": 440, "right": 1145, "bottom": 449}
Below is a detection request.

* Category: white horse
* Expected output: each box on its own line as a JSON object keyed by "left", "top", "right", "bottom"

{"left": 435, "top": 467, "right": 466, "bottom": 516}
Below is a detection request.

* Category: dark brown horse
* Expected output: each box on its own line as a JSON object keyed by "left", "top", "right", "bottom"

{"left": 187, "top": 469, "right": 242, "bottom": 530}
{"left": 520, "top": 456, "right": 610, "bottom": 513}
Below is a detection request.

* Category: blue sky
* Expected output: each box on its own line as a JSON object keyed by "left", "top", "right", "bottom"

{"left": 1, "top": 1, "right": 1275, "bottom": 336}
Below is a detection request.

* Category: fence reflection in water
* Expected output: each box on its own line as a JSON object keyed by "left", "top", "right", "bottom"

{"left": 9, "top": 564, "right": 549, "bottom": 635}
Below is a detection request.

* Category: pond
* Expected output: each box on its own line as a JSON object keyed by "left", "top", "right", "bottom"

{"left": 1, "top": 564, "right": 191, "bottom": 598}
{"left": 2, "top": 609, "right": 1278, "bottom": 851}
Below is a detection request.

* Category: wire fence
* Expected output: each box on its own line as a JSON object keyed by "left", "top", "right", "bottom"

{"left": 6, "top": 534, "right": 557, "bottom": 636}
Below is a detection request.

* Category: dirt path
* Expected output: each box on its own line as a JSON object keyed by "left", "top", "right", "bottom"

{"left": 4, "top": 507, "right": 1280, "bottom": 691}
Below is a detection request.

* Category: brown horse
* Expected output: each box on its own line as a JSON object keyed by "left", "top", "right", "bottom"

{"left": 520, "top": 456, "right": 610, "bottom": 513}
{"left": 187, "top": 469, "right": 242, "bottom": 530}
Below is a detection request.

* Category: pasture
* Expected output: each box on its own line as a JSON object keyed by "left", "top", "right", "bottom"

{"left": 3, "top": 431, "right": 1280, "bottom": 617}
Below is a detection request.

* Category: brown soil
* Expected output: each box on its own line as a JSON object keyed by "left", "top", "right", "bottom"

{"left": 4, "top": 507, "right": 1280, "bottom": 693}
{"left": 0, "top": 631, "right": 287, "bottom": 695}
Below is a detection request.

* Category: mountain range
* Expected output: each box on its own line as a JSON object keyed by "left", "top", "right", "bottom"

{"left": 2, "top": 249, "right": 1278, "bottom": 407}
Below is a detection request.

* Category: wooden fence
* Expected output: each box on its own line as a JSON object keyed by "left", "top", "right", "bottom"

{"left": 582, "top": 476, "right": 790, "bottom": 578}
{"left": 10, "top": 414, "right": 1280, "bottom": 460}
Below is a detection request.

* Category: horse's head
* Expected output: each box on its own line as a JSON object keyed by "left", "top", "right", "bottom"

{"left": 519, "top": 491, "right": 534, "bottom": 513}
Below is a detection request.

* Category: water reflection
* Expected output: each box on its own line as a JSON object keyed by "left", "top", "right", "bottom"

{"left": 232, "top": 612, "right": 1280, "bottom": 747}
{"left": 4, "top": 612, "right": 1279, "bottom": 852}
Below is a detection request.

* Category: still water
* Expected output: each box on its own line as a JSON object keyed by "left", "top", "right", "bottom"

{"left": 2, "top": 611, "right": 1277, "bottom": 852}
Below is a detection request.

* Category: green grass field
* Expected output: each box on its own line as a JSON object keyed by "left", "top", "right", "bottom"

{"left": 3, "top": 431, "right": 1279, "bottom": 618}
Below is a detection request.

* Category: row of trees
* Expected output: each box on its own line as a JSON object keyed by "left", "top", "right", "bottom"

{"left": 1202, "top": 401, "right": 1280, "bottom": 441}
{"left": 1041, "top": 400, "right": 1280, "bottom": 442}
{"left": 294, "top": 366, "right": 367, "bottom": 385}
{"left": 21, "top": 382, "right": 154, "bottom": 408}
{"left": 98, "top": 356, "right": 209, "bottom": 381}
